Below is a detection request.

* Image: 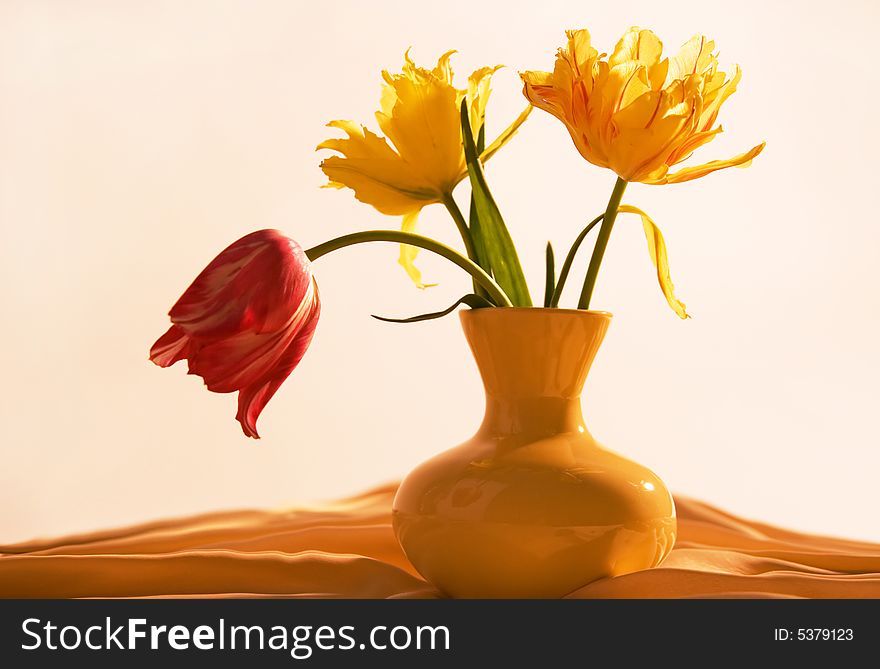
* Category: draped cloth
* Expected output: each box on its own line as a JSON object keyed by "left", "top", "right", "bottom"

{"left": 2, "top": 484, "right": 879, "bottom": 598}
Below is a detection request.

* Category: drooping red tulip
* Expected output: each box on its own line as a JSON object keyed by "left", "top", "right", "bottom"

{"left": 150, "top": 230, "right": 320, "bottom": 438}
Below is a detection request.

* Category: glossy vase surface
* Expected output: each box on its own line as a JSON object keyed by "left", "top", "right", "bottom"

{"left": 392, "top": 308, "right": 676, "bottom": 598}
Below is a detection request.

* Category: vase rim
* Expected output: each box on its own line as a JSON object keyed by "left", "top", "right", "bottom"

{"left": 460, "top": 306, "right": 613, "bottom": 319}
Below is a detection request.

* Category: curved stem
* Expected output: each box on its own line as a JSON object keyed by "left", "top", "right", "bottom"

{"left": 578, "top": 177, "right": 628, "bottom": 310}
{"left": 549, "top": 214, "right": 603, "bottom": 308}
{"left": 305, "top": 230, "right": 512, "bottom": 307}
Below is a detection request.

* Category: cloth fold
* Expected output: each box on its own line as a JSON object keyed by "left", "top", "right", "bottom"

{"left": 2, "top": 484, "right": 878, "bottom": 598}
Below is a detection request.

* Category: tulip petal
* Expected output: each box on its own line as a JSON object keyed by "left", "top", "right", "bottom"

{"left": 565, "top": 29, "right": 599, "bottom": 67}
{"left": 667, "top": 35, "right": 716, "bottom": 83}
{"left": 611, "top": 89, "right": 662, "bottom": 129}
{"left": 610, "top": 27, "right": 663, "bottom": 68}
{"left": 235, "top": 281, "right": 321, "bottom": 438}
{"left": 520, "top": 74, "right": 569, "bottom": 124}
{"left": 149, "top": 325, "right": 191, "bottom": 367}
{"left": 467, "top": 64, "right": 504, "bottom": 137}
{"left": 318, "top": 121, "right": 439, "bottom": 216}
{"left": 618, "top": 205, "right": 689, "bottom": 319}
{"left": 611, "top": 110, "right": 693, "bottom": 181}
{"left": 663, "top": 125, "right": 724, "bottom": 167}
{"left": 430, "top": 49, "right": 457, "bottom": 84}
{"left": 397, "top": 209, "right": 437, "bottom": 289}
{"left": 375, "top": 59, "right": 462, "bottom": 190}
{"left": 698, "top": 65, "right": 742, "bottom": 132}
{"left": 653, "top": 141, "right": 766, "bottom": 184}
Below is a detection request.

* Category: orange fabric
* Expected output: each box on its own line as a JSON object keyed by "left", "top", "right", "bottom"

{"left": 2, "top": 485, "right": 878, "bottom": 598}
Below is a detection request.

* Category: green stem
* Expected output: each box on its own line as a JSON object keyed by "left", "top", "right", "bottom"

{"left": 543, "top": 242, "right": 555, "bottom": 308}
{"left": 550, "top": 214, "right": 603, "bottom": 308}
{"left": 442, "top": 193, "right": 477, "bottom": 261}
{"left": 442, "top": 193, "right": 481, "bottom": 296}
{"left": 578, "top": 177, "right": 628, "bottom": 310}
{"left": 305, "top": 230, "right": 512, "bottom": 308}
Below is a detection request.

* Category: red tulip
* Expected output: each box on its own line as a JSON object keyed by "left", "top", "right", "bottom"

{"left": 150, "top": 230, "right": 320, "bottom": 438}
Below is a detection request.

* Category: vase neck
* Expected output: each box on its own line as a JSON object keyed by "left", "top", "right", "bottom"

{"left": 480, "top": 396, "right": 586, "bottom": 437}
{"left": 460, "top": 308, "right": 611, "bottom": 439}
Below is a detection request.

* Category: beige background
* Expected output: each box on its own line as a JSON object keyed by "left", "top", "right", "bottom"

{"left": 1, "top": 0, "right": 878, "bottom": 544}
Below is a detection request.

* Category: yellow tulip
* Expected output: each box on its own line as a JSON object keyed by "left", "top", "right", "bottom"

{"left": 319, "top": 50, "right": 530, "bottom": 287}
{"left": 521, "top": 28, "right": 765, "bottom": 184}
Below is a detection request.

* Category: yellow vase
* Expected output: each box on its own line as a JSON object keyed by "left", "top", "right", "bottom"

{"left": 392, "top": 308, "right": 676, "bottom": 598}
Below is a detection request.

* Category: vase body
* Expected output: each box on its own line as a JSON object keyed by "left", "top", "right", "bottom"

{"left": 392, "top": 308, "right": 676, "bottom": 598}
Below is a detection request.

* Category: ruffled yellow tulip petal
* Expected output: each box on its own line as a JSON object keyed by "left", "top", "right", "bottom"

{"left": 649, "top": 141, "right": 766, "bottom": 185}
{"left": 609, "top": 28, "right": 663, "bottom": 68}
{"left": 521, "top": 27, "right": 764, "bottom": 185}
{"left": 318, "top": 122, "right": 439, "bottom": 216}
{"left": 467, "top": 65, "right": 503, "bottom": 132}
{"left": 374, "top": 54, "right": 464, "bottom": 194}
{"left": 667, "top": 34, "right": 716, "bottom": 83}
{"left": 618, "top": 205, "right": 689, "bottom": 319}
{"left": 396, "top": 209, "right": 436, "bottom": 289}
{"left": 320, "top": 50, "right": 528, "bottom": 288}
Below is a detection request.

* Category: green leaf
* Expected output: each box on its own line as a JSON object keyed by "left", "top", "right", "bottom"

{"left": 372, "top": 293, "right": 495, "bottom": 324}
{"left": 460, "top": 100, "right": 532, "bottom": 307}
{"left": 468, "top": 125, "right": 490, "bottom": 272}
{"left": 543, "top": 242, "right": 556, "bottom": 308}
{"left": 468, "top": 124, "right": 491, "bottom": 300}
{"left": 480, "top": 104, "right": 532, "bottom": 163}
